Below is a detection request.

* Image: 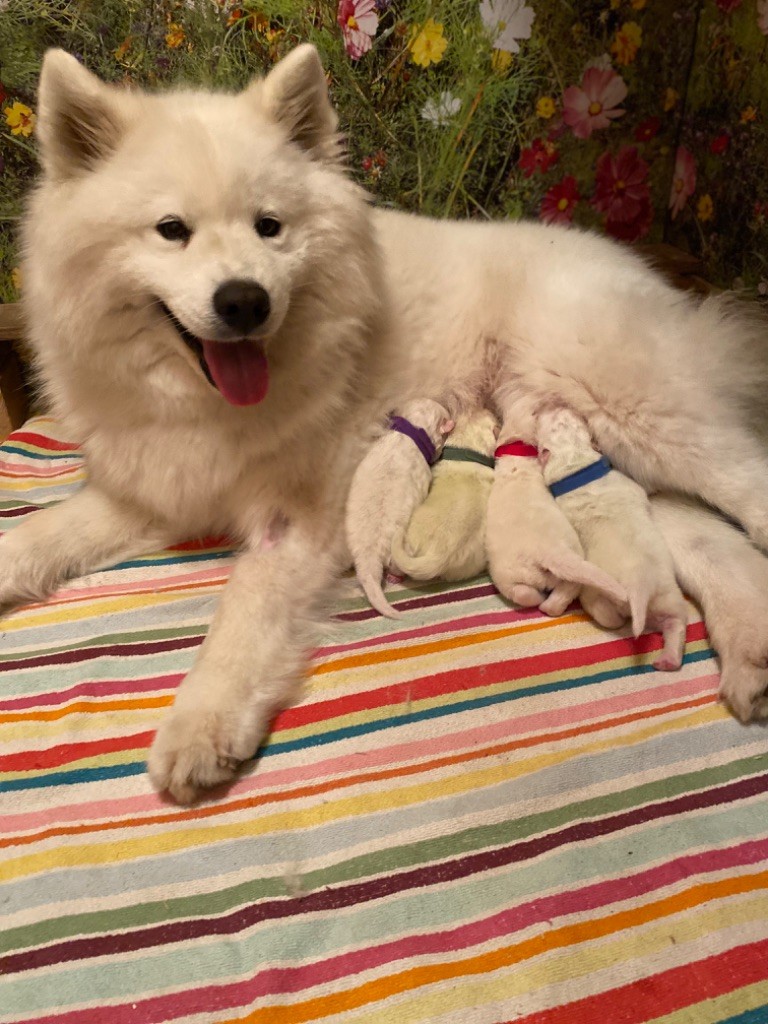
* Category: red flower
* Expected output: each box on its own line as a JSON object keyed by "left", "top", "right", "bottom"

{"left": 592, "top": 145, "right": 652, "bottom": 242}
{"left": 634, "top": 116, "right": 660, "bottom": 142}
{"left": 0, "top": 83, "right": 6, "bottom": 108}
{"left": 540, "top": 175, "right": 580, "bottom": 225}
{"left": 518, "top": 138, "right": 559, "bottom": 178}
{"left": 710, "top": 133, "right": 730, "bottom": 155}
{"left": 605, "top": 195, "right": 653, "bottom": 242}
{"left": 716, "top": 0, "right": 742, "bottom": 11}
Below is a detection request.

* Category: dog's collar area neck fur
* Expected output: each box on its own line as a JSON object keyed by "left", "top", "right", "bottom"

{"left": 441, "top": 446, "right": 495, "bottom": 470}
{"left": 549, "top": 456, "right": 612, "bottom": 497}
{"left": 495, "top": 440, "right": 539, "bottom": 459}
{"left": 388, "top": 416, "right": 437, "bottom": 465}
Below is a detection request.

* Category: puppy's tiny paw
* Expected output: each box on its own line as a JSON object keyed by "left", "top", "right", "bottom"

{"left": 653, "top": 655, "right": 682, "bottom": 673}
{"left": 511, "top": 584, "right": 546, "bottom": 608}
{"left": 718, "top": 654, "right": 768, "bottom": 723}
{"left": 148, "top": 704, "right": 265, "bottom": 804}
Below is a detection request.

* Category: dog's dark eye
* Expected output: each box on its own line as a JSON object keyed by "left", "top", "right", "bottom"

{"left": 255, "top": 216, "right": 281, "bottom": 238}
{"left": 156, "top": 218, "right": 191, "bottom": 243}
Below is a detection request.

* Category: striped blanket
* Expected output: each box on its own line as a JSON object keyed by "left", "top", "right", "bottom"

{"left": 2, "top": 417, "right": 768, "bottom": 1024}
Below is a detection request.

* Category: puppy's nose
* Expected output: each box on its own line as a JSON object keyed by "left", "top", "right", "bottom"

{"left": 213, "top": 279, "right": 270, "bottom": 334}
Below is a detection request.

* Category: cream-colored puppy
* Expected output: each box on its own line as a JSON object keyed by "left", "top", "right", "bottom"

{"left": 391, "top": 409, "right": 497, "bottom": 582}
{"left": 486, "top": 433, "right": 627, "bottom": 617}
{"left": 537, "top": 406, "right": 688, "bottom": 670}
{"left": 346, "top": 398, "right": 453, "bottom": 618}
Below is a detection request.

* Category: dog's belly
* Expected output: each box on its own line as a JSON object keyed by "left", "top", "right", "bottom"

{"left": 374, "top": 209, "right": 727, "bottom": 476}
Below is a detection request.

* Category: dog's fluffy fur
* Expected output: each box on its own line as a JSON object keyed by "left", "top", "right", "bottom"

{"left": 346, "top": 398, "right": 451, "bottom": 617}
{"left": 391, "top": 409, "right": 497, "bottom": 582}
{"left": 9, "top": 43, "right": 768, "bottom": 802}
{"left": 537, "top": 407, "right": 688, "bottom": 670}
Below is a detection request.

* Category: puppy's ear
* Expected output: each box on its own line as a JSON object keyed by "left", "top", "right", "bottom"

{"left": 440, "top": 419, "right": 455, "bottom": 436}
{"left": 37, "top": 50, "right": 129, "bottom": 179}
{"left": 256, "top": 44, "right": 340, "bottom": 161}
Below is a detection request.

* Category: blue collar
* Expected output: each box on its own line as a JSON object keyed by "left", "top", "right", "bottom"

{"left": 549, "top": 456, "right": 612, "bottom": 497}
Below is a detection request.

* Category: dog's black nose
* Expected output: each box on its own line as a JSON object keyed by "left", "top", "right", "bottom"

{"left": 213, "top": 279, "right": 270, "bottom": 334}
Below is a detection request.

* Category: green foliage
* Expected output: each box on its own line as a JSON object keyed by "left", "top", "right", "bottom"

{"left": 0, "top": 0, "right": 546, "bottom": 297}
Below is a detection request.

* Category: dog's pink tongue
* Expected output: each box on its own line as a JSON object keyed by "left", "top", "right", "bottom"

{"left": 201, "top": 340, "right": 269, "bottom": 406}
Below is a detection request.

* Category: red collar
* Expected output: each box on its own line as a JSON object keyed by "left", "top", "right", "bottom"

{"left": 494, "top": 440, "right": 539, "bottom": 459}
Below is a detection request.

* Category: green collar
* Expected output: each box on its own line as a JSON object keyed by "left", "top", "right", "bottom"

{"left": 440, "top": 446, "right": 495, "bottom": 470}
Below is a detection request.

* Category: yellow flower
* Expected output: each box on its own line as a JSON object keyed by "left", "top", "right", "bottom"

{"left": 114, "top": 37, "right": 132, "bottom": 61}
{"left": 611, "top": 21, "right": 642, "bottom": 65}
{"left": 536, "top": 96, "right": 556, "bottom": 119}
{"left": 491, "top": 48, "right": 512, "bottom": 72}
{"left": 165, "top": 23, "right": 185, "bottom": 49}
{"left": 631, "top": 0, "right": 647, "bottom": 8}
{"left": 610, "top": 0, "right": 621, "bottom": 8}
{"left": 697, "top": 194, "right": 714, "bottom": 222}
{"left": 4, "top": 101, "right": 35, "bottom": 137}
{"left": 663, "top": 87, "right": 679, "bottom": 112}
{"left": 10, "top": 267, "right": 22, "bottom": 293}
{"left": 741, "top": 105, "right": 758, "bottom": 124}
{"left": 409, "top": 19, "right": 447, "bottom": 68}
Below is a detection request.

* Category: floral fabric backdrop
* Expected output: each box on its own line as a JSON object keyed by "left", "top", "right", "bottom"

{"left": 666, "top": 0, "right": 768, "bottom": 293}
{"left": 0, "top": 1, "right": 766, "bottom": 301}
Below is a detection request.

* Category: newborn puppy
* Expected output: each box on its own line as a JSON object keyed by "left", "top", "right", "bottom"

{"left": 486, "top": 436, "right": 627, "bottom": 617}
{"left": 346, "top": 398, "right": 453, "bottom": 618}
{"left": 391, "top": 409, "right": 497, "bottom": 582}
{"left": 537, "top": 406, "right": 688, "bottom": 671}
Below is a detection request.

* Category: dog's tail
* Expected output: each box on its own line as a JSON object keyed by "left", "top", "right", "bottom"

{"left": 541, "top": 548, "right": 627, "bottom": 607}
{"left": 628, "top": 577, "right": 652, "bottom": 638}
{"left": 390, "top": 525, "right": 484, "bottom": 582}
{"left": 390, "top": 528, "right": 445, "bottom": 581}
{"left": 356, "top": 562, "right": 403, "bottom": 620}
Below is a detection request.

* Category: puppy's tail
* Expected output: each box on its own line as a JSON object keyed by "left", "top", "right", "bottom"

{"left": 541, "top": 548, "right": 627, "bottom": 607}
{"left": 628, "top": 577, "right": 652, "bottom": 638}
{"left": 356, "top": 562, "right": 403, "bottom": 620}
{"left": 390, "top": 528, "right": 447, "bottom": 581}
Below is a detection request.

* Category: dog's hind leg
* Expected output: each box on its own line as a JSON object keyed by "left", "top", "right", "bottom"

{"left": 651, "top": 494, "right": 768, "bottom": 720}
{"left": 0, "top": 485, "right": 170, "bottom": 612}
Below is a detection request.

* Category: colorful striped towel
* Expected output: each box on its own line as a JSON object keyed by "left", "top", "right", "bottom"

{"left": 2, "top": 417, "right": 768, "bottom": 1023}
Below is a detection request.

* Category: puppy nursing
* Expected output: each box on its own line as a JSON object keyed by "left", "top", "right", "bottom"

{"left": 486, "top": 428, "right": 628, "bottom": 618}
{"left": 391, "top": 409, "right": 497, "bottom": 582}
{"left": 537, "top": 406, "right": 688, "bottom": 670}
{"left": 346, "top": 398, "right": 452, "bottom": 618}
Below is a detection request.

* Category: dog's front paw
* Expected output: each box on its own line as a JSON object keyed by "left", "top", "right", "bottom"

{"left": 148, "top": 697, "right": 269, "bottom": 803}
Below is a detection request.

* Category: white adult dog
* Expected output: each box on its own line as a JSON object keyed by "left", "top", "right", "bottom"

{"left": 10, "top": 44, "right": 768, "bottom": 801}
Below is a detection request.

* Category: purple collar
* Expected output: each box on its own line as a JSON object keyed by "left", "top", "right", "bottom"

{"left": 389, "top": 416, "right": 437, "bottom": 465}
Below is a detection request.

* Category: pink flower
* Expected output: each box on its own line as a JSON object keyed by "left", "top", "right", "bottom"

{"left": 562, "top": 66, "right": 628, "bottom": 140}
{"left": 592, "top": 145, "right": 653, "bottom": 241}
{"left": 717, "top": 0, "right": 742, "bottom": 11}
{"left": 518, "top": 137, "right": 559, "bottom": 178}
{"left": 540, "top": 176, "right": 580, "bottom": 225}
{"left": 337, "top": 0, "right": 378, "bottom": 60}
{"left": 669, "top": 145, "right": 696, "bottom": 219}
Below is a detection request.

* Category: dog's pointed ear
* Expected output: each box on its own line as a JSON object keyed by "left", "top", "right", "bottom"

{"left": 256, "top": 44, "right": 339, "bottom": 161}
{"left": 37, "top": 49, "right": 129, "bottom": 179}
